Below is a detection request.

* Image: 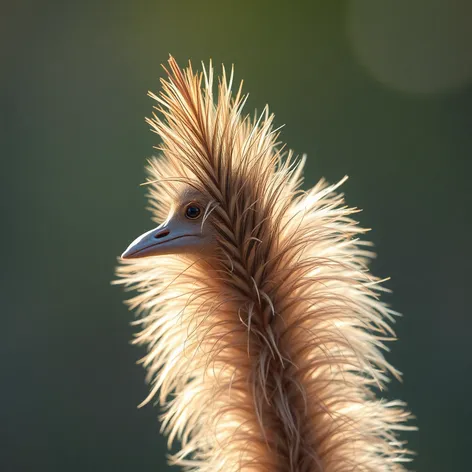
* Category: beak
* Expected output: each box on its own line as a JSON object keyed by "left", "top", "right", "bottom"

{"left": 121, "top": 216, "right": 202, "bottom": 260}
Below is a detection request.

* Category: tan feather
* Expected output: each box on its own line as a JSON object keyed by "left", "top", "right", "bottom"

{"left": 116, "top": 56, "right": 415, "bottom": 472}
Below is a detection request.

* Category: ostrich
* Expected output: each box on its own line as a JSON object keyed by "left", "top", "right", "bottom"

{"left": 116, "top": 57, "right": 414, "bottom": 472}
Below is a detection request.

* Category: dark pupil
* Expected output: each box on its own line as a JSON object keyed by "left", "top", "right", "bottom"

{"left": 186, "top": 205, "right": 201, "bottom": 219}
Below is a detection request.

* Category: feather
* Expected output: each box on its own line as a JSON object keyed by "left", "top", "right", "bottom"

{"left": 116, "top": 56, "right": 415, "bottom": 472}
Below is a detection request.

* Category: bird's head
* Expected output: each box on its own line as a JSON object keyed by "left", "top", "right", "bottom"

{"left": 121, "top": 186, "right": 216, "bottom": 260}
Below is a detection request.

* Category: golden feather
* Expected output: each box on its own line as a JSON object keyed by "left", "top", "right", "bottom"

{"left": 116, "top": 57, "right": 414, "bottom": 472}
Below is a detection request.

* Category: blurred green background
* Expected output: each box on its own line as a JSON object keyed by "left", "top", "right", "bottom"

{"left": 2, "top": 1, "right": 471, "bottom": 471}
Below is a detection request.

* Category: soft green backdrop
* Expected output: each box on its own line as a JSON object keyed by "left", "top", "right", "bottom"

{"left": 2, "top": 1, "right": 471, "bottom": 471}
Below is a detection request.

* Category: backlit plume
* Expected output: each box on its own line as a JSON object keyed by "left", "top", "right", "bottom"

{"left": 116, "top": 56, "right": 414, "bottom": 472}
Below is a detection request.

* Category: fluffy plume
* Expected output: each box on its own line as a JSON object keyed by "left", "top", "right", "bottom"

{"left": 116, "top": 57, "right": 414, "bottom": 471}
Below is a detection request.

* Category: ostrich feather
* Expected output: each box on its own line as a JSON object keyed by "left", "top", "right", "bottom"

{"left": 116, "top": 57, "right": 414, "bottom": 472}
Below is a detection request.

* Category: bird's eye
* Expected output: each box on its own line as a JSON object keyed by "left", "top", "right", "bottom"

{"left": 185, "top": 203, "right": 202, "bottom": 219}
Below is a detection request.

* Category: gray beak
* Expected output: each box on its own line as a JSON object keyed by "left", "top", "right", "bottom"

{"left": 121, "top": 215, "right": 205, "bottom": 259}
{"left": 121, "top": 224, "right": 172, "bottom": 259}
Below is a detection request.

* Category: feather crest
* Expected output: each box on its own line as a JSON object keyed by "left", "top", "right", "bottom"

{"left": 116, "top": 57, "right": 414, "bottom": 471}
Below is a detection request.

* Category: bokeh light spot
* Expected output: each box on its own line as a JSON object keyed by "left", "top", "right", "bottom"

{"left": 347, "top": 0, "right": 472, "bottom": 94}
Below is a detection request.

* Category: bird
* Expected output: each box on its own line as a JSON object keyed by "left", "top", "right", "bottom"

{"left": 116, "top": 56, "right": 414, "bottom": 472}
